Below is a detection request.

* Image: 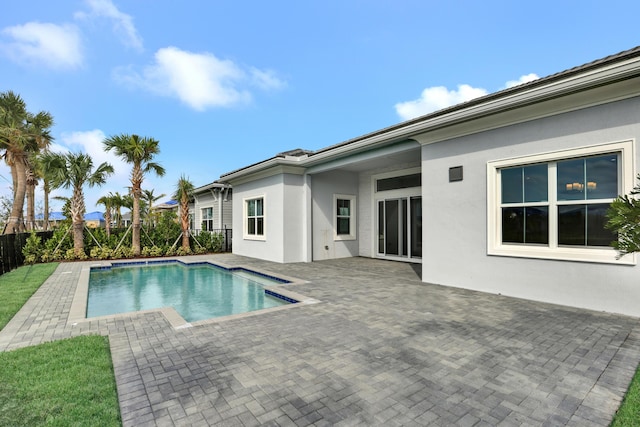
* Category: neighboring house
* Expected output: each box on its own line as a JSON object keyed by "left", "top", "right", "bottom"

{"left": 220, "top": 46, "right": 640, "bottom": 317}
{"left": 35, "top": 211, "right": 105, "bottom": 228}
{"left": 189, "top": 181, "right": 232, "bottom": 233}
{"left": 84, "top": 211, "right": 105, "bottom": 228}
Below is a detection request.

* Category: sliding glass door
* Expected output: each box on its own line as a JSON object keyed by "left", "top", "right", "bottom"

{"left": 377, "top": 197, "right": 421, "bottom": 259}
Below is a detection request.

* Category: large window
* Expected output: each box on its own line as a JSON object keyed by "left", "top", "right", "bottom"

{"left": 334, "top": 194, "right": 356, "bottom": 240}
{"left": 244, "top": 197, "right": 265, "bottom": 240}
{"left": 201, "top": 207, "right": 214, "bottom": 231}
{"left": 487, "top": 141, "right": 635, "bottom": 264}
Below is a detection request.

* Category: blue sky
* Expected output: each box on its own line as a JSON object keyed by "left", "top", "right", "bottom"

{"left": 1, "top": 0, "right": 639, "bottom": 213}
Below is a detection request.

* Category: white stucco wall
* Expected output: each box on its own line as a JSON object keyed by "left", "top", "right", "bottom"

{"left": 232, "top": 174, "right": 306, "bottom": 263}
{"left": 421, "top": 97, "right": 640, "bottom": 317}
{"left": 311, "top": 170, "right": 359, "bottom": 260}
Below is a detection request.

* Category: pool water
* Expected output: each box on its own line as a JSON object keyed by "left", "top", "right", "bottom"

{"left": 87, "top": 262, "right": 291, "bottom": 322}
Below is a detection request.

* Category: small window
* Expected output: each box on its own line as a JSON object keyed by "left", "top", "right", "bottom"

{"left": 201, "top": 207, "right": 214, "bottom": 231}
{"left": 244, "top": 197, "right": 265, "bottom": 240}
{"left": 376, "top": 173, "right": 421, "bottom": 192}
{"left": 334, "top": 195, "right": 356, "bottom": 240}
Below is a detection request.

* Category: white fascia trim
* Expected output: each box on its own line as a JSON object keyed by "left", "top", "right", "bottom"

{"left": 224, "top": 163, "right": 305, "bottom": 185}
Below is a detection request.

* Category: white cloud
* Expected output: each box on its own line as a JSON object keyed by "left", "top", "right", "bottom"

{"left": 250, "top": 67, "right": 286, "bottom": 91}
{"left": 0, "top": 22, "right": 83, "bottom": 70}
{"left": 75, "top": 0, "right": 143, "bottom": 51}
{"left": 114, "top": 47, "right": 284, "bottom": 111}
{"left": 58, "top": 130, "right": 132, "bottom": 209}
{"left": 395, "top": 84, "right": 488, "bottom": 121}
{"left": 394, "top": 73, "right": 541, "bottom": 121}
{"left": 505, "top": 73, "right": 540, "bottom": 88}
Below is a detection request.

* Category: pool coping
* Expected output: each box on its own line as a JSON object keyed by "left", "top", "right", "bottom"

{"left": 68, "top": 256, "right": 320, "bottom": 329}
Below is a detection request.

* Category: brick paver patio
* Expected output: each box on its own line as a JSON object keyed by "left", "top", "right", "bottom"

{"left": 1, "top": 254, "right": 639, "bottom": 426}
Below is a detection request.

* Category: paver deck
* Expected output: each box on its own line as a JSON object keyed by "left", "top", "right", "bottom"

{"left": 1, "top": 254, "right": 639, "bottom": 426}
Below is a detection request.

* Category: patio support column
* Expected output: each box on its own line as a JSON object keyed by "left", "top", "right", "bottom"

{"left": 302, "top": 173, "right": 312, "bottom": 262}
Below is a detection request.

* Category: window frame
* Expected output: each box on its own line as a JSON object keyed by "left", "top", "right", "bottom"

{"left": 201, "top": 207, "right": 214, "bottom": 231}
{"left": 243, "top": 196, "right": 266, "bottom": 241}
{"left": 487, "top": 140, "right": 636, "bottom": 265}
{"left": 334, "top": 194, "right": 356, "bottom": 241}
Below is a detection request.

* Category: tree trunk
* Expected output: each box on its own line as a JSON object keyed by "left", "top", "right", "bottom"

{"left": 181, "top": 198, "right": 190, "bottom": 250}
{"left": 26, "top": 181, "right": 35, "bottom": 231}
{"left": 131, "top": 165, "right": 142, "bottom": 256}
{"left": 71, "top": 186, "right": 85, "bottom": 256}
{"left": 104, "top": 208, "right": 111, "bottom": 238}
{"left": 5, "top": 157, "right": 26, "bottom": 234}
{"left": 43, "top": 183, "right": 49, "bottom": 231}
{"left": 132, "top": 192, "right": 141, "bottom": 256}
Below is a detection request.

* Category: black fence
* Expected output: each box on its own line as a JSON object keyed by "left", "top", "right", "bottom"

{"left": 194, "top": 228, "right": 232, "bottom": 253}
{"left": 0, "top": 231, "right": 54, "bottom": 276}
{"left": 0, "top": 228, "right": 232, "bottom": 277}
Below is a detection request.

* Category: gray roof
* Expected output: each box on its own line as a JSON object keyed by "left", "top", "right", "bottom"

{"left": 221, "top": 45, "right": 640, "bottom": 179}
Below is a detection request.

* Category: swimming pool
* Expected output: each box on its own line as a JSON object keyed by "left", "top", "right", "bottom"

{"left": 87, "top": 261, "right": 294, "bottom": 322}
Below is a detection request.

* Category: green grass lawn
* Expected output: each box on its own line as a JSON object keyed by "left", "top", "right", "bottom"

{"left": 0, "top": 335, "right": 121, "bottom": 426}
{"left": 611, "top": 364, "right": 640, "bottom": 426}
{"left": 0, "top": 262, "right": 59, "bottom": 330}
{"left": 0, "top": 263, "right": 121, "bottom": 426}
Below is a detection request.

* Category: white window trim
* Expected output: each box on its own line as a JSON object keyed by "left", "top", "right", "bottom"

{"left": 334, "top": 194, "right": 356, "bottom": 241}
{"left": 487, "top": 139, "right": 636, "bottom": 265}
{"left": 243, "top": 195, "right": 266, "bottom": 241}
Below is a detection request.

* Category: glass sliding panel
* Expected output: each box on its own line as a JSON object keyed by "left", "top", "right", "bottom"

{"left": 401, "top": 199, "right": 408, "bottom": 257}
{"left": 385, "top": 200, "right": 399, "bottom": 255}
{"left": 410, "top": 197, "right": 422, "bottom": 257}
{"left": 378, "top": 201, "right": 384, "bottom": 254}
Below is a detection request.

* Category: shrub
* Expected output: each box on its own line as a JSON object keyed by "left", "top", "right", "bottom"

{"left": 141, "top": 246, "right": 164, "bottom": 257}
{"left": 607, "top": 174, "right": 640, "bottom": 258}
{"left": 22, "top": 232, "right": 43, "bottom": 264}
{"left": 65, "top": 249, "right": 88, "bottom": 261}
{"left": 176, "top": 246, "right": 192, "bottom": 256}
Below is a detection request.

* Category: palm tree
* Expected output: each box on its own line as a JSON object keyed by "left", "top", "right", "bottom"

{"left": 24, "top": 113, "right": 54, "bottom": 230}
{"left": 97, "top": 193, "right": 116, "bottom": 238}
{"left": 0, "top": 91, "right": 53, "bottom": 234}
{"left": 43, "top": 152, "right": 114, "bottom": 256}
{"left": 103, "top": 134, "right": 165, "bottom": 255}
{"left": 174, "top": 175, "right": 194, "bottom": 251}
{"left": 142, "top": 188, "right": 165, "bottom": 227}
{"left": 32, "top": 151, "right": 56, "bottom": 231}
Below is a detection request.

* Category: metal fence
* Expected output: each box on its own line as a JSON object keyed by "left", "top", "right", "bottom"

{"left": 0, "top": 231, "right": 54, "bottom": 276}
{"left": 0, "top": 228, "right": 232, "bottom": 277}
{"left": 193, "top": 228, "right": 233, "bottom": 253}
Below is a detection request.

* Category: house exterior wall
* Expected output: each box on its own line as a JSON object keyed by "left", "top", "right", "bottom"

{"left": 421, "top": 97, "right": 640, "bottom": 317}
{"left": 311, "top": 170, "right": 359, "bottom": 260}
{"left": 192, "top": 188, "right": 233, "bottom": 232}
{"left": 232, "top": 173, "right": 305, "bottom": 263}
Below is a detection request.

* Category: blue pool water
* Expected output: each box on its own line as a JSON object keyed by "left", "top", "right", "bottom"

{"left": 87, "top": 262, "right": 292, "bottom": 322}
